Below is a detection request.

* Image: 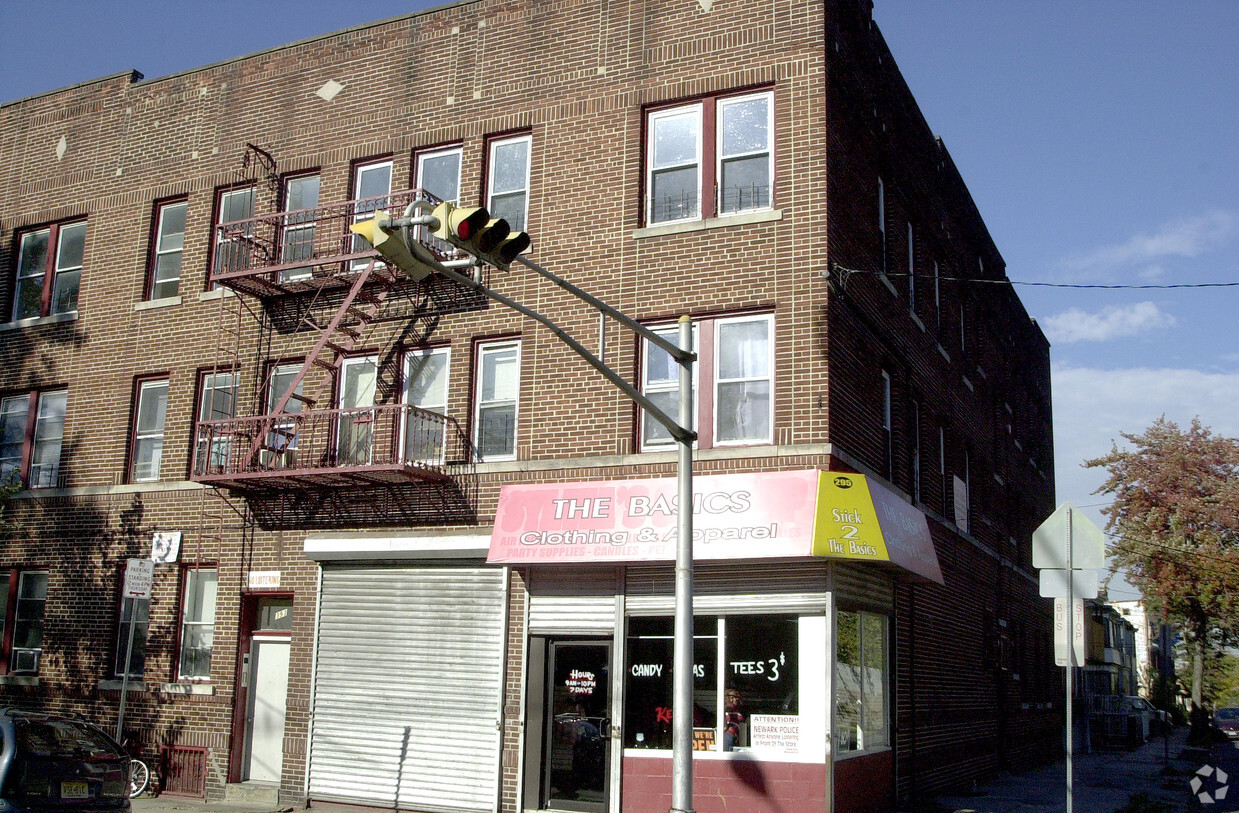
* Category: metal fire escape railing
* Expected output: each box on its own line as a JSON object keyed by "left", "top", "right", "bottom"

{"left": 191, "top": 188, "right": 475, "bottom": 494}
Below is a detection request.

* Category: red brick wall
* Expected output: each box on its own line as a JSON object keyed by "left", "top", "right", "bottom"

{"left": 0, "top": 0, "right": 1055, "bottom": 807}
{"left": 622, "top": 754, "right": 827, "bottom": 813}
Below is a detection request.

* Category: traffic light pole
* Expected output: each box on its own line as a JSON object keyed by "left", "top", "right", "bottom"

{"left": 367, "top": 212, "right": 698, "bottom": 812}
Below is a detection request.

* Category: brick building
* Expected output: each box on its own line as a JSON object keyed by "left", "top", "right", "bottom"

{"left": 0, "top": 0, "right": 1059, "bottom": 811}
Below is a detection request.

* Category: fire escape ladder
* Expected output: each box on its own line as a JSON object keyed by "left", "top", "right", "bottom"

{"left": 243, "top": 259, "right": 397, "bottom": 465}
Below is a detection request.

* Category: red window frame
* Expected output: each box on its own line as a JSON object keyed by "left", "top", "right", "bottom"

{"left": 0, "top": 567, "right": 49, "bottom": 676}
{"left": 10, "top": 219, "right": 86, "bottom": 321}
{"left": 642, "top": 87, "right": 775, "bottom": 226}
{"left": 145, "top": 197, "right": 189, "bottom": 300}
{"left": 1, "top": 388, "right": 68, "bottom": 490}
{"left": 126, "top": 374, "right": 170, "bottom": 484}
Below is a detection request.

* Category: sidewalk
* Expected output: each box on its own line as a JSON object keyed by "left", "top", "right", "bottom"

{"left": 928, "top": 727, "right": 1200, "bottom": 813}
{"left": 130, "top": 730, "right": 1199, "bottom": 813}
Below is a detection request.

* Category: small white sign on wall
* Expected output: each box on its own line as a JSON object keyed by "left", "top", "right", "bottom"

{"left": 749, "top": 714, "right": 800, "bottom": 754}
{"left": 151, "top": 531, "right": 182, "bottom": 563}
{"left": 248, "top": 571, "right": 281, "bottom": 589}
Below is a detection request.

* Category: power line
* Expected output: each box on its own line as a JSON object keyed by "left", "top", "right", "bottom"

{"left": 830, "top": 263, "right": 1239, "bottom": 290}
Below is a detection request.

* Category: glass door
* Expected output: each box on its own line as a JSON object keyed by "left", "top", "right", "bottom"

{"left": 544, "top": 641, "right": 611, "bottom": 812}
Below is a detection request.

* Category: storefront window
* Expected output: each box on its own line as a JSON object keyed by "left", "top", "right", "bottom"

{"left": 624, "top": 614, "right": 799, "bottom": 753}
{"left": 835, "top": 610, "right": 889, "bottom": 753}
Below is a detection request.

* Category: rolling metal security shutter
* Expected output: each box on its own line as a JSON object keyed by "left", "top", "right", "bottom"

{"left": 309, "top": 565, "right": 507, "bottom": 813}
{"left": 527, "top": 565, "right": 619, "bottom": 634}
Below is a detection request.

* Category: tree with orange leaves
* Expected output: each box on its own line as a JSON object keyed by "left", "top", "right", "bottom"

{"left": 1086, "top": 417, "right": 1239, "bottom": 713}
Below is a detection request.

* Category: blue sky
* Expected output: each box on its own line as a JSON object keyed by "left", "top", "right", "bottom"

{"left": 4, "top": 1, "right": 1238, "bottom": 600}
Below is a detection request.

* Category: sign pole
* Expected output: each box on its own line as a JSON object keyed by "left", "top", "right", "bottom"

{"left": 671, "top": 315, "right": 695, "bottom": 813}
{"left": 1065, "top": 505, "right": 1074, "bottom": 813}
{"left": 116, "top": 558, "right": 154, "bottom": 742}
{"left": 116, "top": 602, "right": 138, "bottom": 741}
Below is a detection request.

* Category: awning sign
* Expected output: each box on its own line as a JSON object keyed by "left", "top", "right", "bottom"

{"left": 488, "top": 470, "right": 943, "bottom": 583}
{"left": 813, "top": 473, "right": 944, "bottom": 583}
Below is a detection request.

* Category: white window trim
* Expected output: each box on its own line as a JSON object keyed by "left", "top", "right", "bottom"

{"left": 713, "top": 313, "right": 774, "bottom": 448}
{"left": 151, "top": 201, "right": 187, "bottom": 299}
{"left": 646, "top": 103, "right": 703, "bottom": 226}
{"left": 132, "top": 379, "right": 169, "bottom": 483}
{"left": 280, "top": 174, "right": 320, "bottom": 281}
{"left": 474, "top": 340, "right": 521, "bottom": 462}
{"left": 352, "top": 160, "right": 394, "bottom": 269}
{"left": 640, "top": 323, "right": 699, "bottom": 452}
{"left": 417, "top": 146, "right": 463, "bottom": 205}
{"left": 177, "top": 567, "right": 217, "bottom": 682}
{"left": 486, "top": 134, "right": 532, "bottom": 230}
{"left": 401, "top": 347, "right": 451, "bottom": 465}
{"left": 716, "top": 91, "right": 774, "bottom": 217}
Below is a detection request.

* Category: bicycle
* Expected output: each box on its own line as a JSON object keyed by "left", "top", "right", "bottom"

{"left": 128, "top": 756, "right": 151, "bottom": 798}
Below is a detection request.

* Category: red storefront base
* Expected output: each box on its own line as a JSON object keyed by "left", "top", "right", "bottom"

{"left": 833, "top": 751, "right": 894, "bottom": 813}
{"left": 620, "top": 754, "right": 828, "bottom": 813}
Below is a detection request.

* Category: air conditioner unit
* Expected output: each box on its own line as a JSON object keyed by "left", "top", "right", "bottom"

{"left": 11, "top": 648, "right": 40, "bottom": 674}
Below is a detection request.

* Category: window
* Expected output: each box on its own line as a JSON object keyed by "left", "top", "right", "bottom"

{"left": 835, "top": 610, "right": 889, "bottom": 754}
{"left": 177, "top": 568, "right": 217, "bottom": 680}
{"left": 402, "top": 347, "right": 449, "bottom": 464}
{"left": 474, "top": 340, "right": 520, "bottom": 461}
{"left": 624, "top": 614, "right": 800, "bottom": 752}
{"left": 417, "top": 146, "right": 462, "bottom": 204}
{"left": 148, "top": 200, "right": 187, "bottom": 299}
{"left": 130, "top": 378, "right": 169, "bottom": 482}
{"left": 645, "top": 90, "right": 773, "bottom": 225}
{"left": 212, "top": 187, "right": 255, "bottom": 282}
{"left": 907, "top": 222, "right": 916, "bottom": 312}
{"left": 3, "top": 570, "right": 48, "bottom": 675}
{"left": 911, "top": 399, "right": 922, "bottom": 505}
{"left": 264, "top": 364, "right": 305, "bottom": 468}
{"left": 0, "top": 389, "right": 66, "bottom": 489}
{"left": 487, "top": 134, "right": 531, "bottom": 231}
{"left": 881, "top": 370, "right": 893, "bottom": 478}
{"left": 337, "top": 356, "right": 377, "bottom": 465}
{"left": 280, "top": 174, "right": 320, "bottom": 282}
{"left": 641, "top": 314, "right": 772, "bottom": 451}
{"left": 351, "top": 159, "right": 393, "bottom": 266}
{"left": 12, "top": 221, "right": 85, "bottom": 321}
{"left": 877, "top": 178, "right": 886, "bottom": 275}
{"left": 933, "top": 260, "right": 941, "bottom": 337}
{"left": 195, "top": 372, "right": 237, "bottom": 473}
{"left": 115, "top": 568, "right": 148, "bottom": 679}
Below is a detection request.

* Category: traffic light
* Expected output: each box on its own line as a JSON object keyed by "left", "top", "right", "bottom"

{"left": 430, "top": 202, "right": 530, "bottom": 270}
{"left": 349, "top": 209, "right": 433, "bottom": 281}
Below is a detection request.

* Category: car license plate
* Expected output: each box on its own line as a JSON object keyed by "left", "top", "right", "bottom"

{"left": 61, "top": 780, "right": 89, "bottom": 800}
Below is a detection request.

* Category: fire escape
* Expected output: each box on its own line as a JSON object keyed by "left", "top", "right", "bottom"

{"left": 189, "top": 147, "right": 483, "bottom": 530}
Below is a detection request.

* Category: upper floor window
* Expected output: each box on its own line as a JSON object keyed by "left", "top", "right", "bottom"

{"left": 338, "top": 356, "right": 378, "bottom": 466}
{"left": 195, "top": 371, "right": 237, "bottom": 474}
{"left": 212, "top": 186, "right": 255, "bottom": 282}
{"left": 881, "top": 370, "right": 893, "bottom": 479}
{"left": 262, "top": 363, "right": 305, "bottom": 469}
{"left": 487, "top": 134, "right": 531, "bottom": 232}
{"left": 177, "top": 566, "right": 217, "bottom": 681}
{"left": 641, "top": 313, "right": 772, "bottom": 450}
{"left": 12, "top": 221, "right": 85, "bottom": 321}
{"left": 403, "top": 347, "right": 450, "bottom": 464}
{"left": 417, "top": 146, "right": 462, "bottom": 205}
{"left": 148, "top": 200, "right": 187, "bottom": 300}
{"left": 280, "top": 174, "right": 320, "bottom": 282}
{"left": 351, "top": 159, "right": 393, "bottom": 267}
{"left": 0, "top": 389, "right": 67, "bottom": 489}
{"left": 645, "top": 90, "right": 773, "bottom": 225}
{"left": 3, "top": 570, "right": 48, "bottom": 675}
{"left": 474, "top": 340, "right": 520, "bottom": 462}
{"left": 130, "top": 378, "right": 169, "bottom": 482}
{"left": 877, "top": 177, "right": 886, "bottom": 275}
{"left": 906, "top": 222, "right": 916, "bottom": 312}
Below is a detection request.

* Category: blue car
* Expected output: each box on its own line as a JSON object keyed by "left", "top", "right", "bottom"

{"left": 0, "top": 709, "right": 131, "bottom": 813}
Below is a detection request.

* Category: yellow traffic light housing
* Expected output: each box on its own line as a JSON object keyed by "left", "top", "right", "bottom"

{"left": 429, "top": 202, "right": 530, "bottom": 270}
{"left": 349, "top": 209, "right": 433, "bottom": 281}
